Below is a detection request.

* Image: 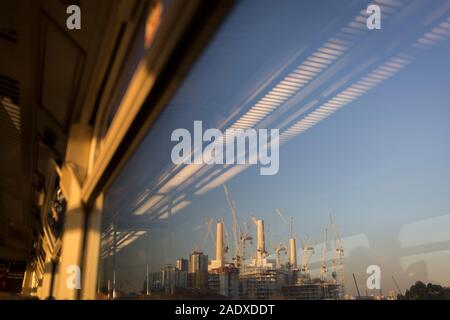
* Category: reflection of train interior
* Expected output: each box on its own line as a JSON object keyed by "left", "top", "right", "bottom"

{"left": 1, "top": 0, "right": 450, "bottom": 300}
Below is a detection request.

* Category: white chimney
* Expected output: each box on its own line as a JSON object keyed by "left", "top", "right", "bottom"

{"left": 215, "top": 221, "right": 224, "bottom": 268}
{"left": 256, "top": 219, "right": 265, "bottom": 265}
{"left": 289, "top": 238, "right": 297, "bottom": 268}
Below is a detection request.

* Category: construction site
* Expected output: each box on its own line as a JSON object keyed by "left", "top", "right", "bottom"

{"left": 147, "top": 184, "right": 345, "bottom": 300}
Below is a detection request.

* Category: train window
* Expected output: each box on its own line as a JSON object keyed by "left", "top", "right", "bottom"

{"left": 97, "top": 0, "right": 450, "bottom": 299}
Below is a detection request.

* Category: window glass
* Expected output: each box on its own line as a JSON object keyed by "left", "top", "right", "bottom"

{"left": 97, "top": 0, "right": 450, "bottom": 300}
{"left": 94, "top": 0, "right": 164, "bottom": 164}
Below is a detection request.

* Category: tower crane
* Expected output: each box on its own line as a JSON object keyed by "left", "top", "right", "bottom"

{"left": 392, "top": 275, "right": 403, "bottom": 296}
{"left": 239, "top": 222, "right": 253, "bottom": 267}
{"left": 275, "top": 242, "right": 287, "bottom": 269}
{"left": 193, "top": 217, "right": 214, "bottom": 252}
{"left": 275, "top": 208, "right": 288, "bottom": 225}
{"left": 300, "top": 234, "right": 315, "bottom": 277}
{"left": 330, "top": 213, "right": 344, "bottom": 295}
{"left": 275, "top": 209, "right": 298, "bottom": 269}
{"left": 222, "top": 184, "right": 242, "bottom": 266}
{"left": 221, "top": 217, "right": 230, "bottom": 256}
{"left": 320, "top": 227, "right": 328, "bottom": 281}
{"left": 353, "top": 273, "right": 361, "bottom": 299}
{"left": 201, "top": 217, "right": 215, "bottom": 251}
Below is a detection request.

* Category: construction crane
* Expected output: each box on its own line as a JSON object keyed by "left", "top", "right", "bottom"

{"left": 392, "top": 275, "right": 403, "bottom": 296}
{"left": 320, "top": 227, "right": 328, "bottom": 281}
{"left": 330, "top": 213, "right": 344, "bottom": 291}
{"left": 222, "top": 184, "right": 241, "bottom": 266}
{"left": 200, "top": 217, "right": 215, "bottom": 251}
{"left": 275, "top": 208, "right": 288, "bottom": 225}
{"left": 275, "top": 208, "right": 295, "bottom": 236}
{"left": 192, "top": 217, "right": 214, "bottom": 252}
{"left": 221, "top": 217, "right": 230, "bottom": 256}
{"left": 239, "top": 222, "right": 253, "bottom": 267}
{"left": 275, "top": 242, "right": 287, "bottom": 269}
{"left": 352, "top": 273, "right": 361, "bottom": 299}
{"left": 250, "top": 215, "right": 261, "bottom": 260}
{"left": 274, "top": 209, "right": 298, "bottom": 269}
{"left": 300, "top": 234, "right": 314, "bottom": 277}
{"left": 274, "top": 208, "right": 293, "bottom": 238}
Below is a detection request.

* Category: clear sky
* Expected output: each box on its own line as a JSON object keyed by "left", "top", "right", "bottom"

{"left": 103, "top": 0, "right": 450, "bottom": 296}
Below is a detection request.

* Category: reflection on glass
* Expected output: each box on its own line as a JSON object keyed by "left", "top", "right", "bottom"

{"left": 98, "top": 0, "right": 450, "bottom": 300}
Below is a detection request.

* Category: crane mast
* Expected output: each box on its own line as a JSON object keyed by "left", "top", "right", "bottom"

{"left": 300, "top": 235, "right": 314, "bottom": 277}
{"left": 320, "top": 227, "right": 328, "bottom": 280}
{"left": 275, "top": 209, "right": 298, "bottom": 269}
{"left": 330, "top": 213, "right": 344, "bottom": 296}
{"left": 223, "top": 184, "right": 241, "bottom": 266}
{"left": 352, "top": 273, "right": 361, "bottom": 299}
{"left": 237, "top": 222, "right": 252, "bottom": 268}
{"left": 392, "top": 275, "right": 403, "bottom": 296}
{"left": 198, "top": 217, "right": 214, "bottom": 251}
{"left": 221, "top": 217, "right": 230, "bottom": 256}
{"left": 275, "top": 242, "right": 287, "bottom": 269}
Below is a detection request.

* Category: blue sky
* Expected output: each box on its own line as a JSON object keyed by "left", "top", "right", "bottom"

{"left": 171, "top": 42, "right": 450, "bottom": 292}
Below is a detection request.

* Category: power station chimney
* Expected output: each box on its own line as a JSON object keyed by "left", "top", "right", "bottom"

{"left": 289, "top": 238, "right": 297, "bottom": 268}
{"left": 215, "top": 221, "right": 224, "bottom": 268}
{"left": 257, "top": 219, "right": 265, "bottom": 265}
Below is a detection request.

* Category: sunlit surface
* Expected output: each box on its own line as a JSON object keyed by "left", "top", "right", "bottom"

{"left": 98, "top": 0, "right": 450, "bottom": 299}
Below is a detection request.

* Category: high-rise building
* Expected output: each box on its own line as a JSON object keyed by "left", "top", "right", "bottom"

{"left": 176, "top": 258, "right": 188, "bottom": 272}
{"left": 188, "top": 251, "right": 208, "bottom": 273}
{"left": 148, "top": 264, "right": 187, "bottom": 293}
{"left": 188, "top": 251, "right": 208, "bottom": 288}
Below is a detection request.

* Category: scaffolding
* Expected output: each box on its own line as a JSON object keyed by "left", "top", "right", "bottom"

{"left": 281, "top": 281, "right": 342, "bottom": 300}
{"left": 239, "top": 267, "right": 288, "bottom": 299}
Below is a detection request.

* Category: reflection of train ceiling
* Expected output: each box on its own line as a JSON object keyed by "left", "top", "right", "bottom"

{"left": 103, "top": 1, "right": 450, "bottom": 252}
